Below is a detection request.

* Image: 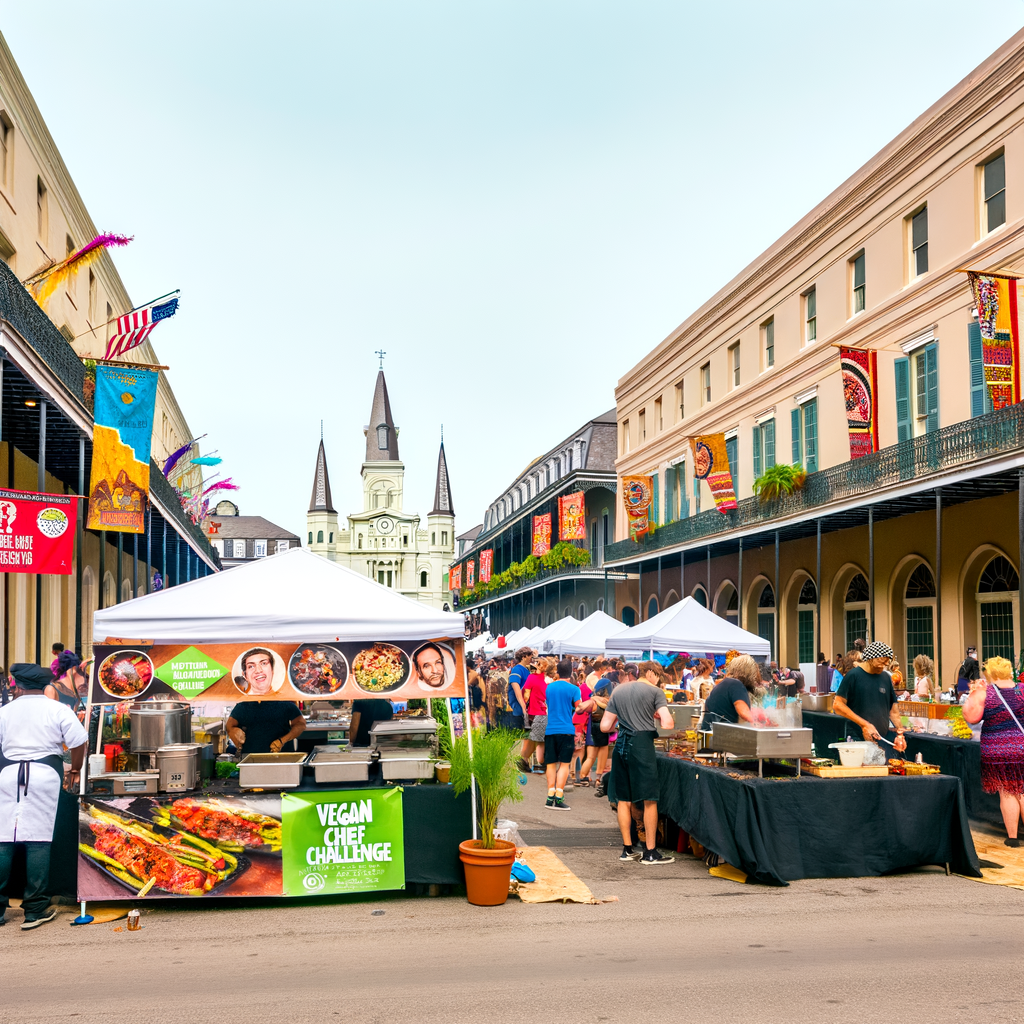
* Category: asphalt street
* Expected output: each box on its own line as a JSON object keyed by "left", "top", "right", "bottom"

{"left": 3, "top": 774, "right": 1022, "bottom": 1024}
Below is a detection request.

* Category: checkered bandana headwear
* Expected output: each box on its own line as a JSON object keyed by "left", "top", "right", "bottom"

{"left": 862, "top": 642, "right": 894, "bottom": 661}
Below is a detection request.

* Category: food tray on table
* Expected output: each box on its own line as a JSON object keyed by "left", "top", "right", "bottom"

{"left": 802, "top": 763, "right": 889, "bottom": 778}
{"left": 237, "top": 751, "right": 307, "bottom": 789}
{"left": 887, "top": 759, "right": 941, "bottom": 776}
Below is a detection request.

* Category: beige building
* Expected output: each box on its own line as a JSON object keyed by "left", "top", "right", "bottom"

{"left": 608, "top": 30, "right": 1024, "bottom": 681}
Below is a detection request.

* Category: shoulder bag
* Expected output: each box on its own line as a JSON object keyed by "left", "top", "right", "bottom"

{"left": 992, "top": 683, "right": 1024, "bottom": 737}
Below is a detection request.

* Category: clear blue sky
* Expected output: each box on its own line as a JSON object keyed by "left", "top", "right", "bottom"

{"left": 4, "top": 2, "right": 1024, "bottom": 539}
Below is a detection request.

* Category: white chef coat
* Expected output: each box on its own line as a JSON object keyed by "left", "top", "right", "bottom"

{"left": 0, "top": 694, "right": 88, "bottom": 842}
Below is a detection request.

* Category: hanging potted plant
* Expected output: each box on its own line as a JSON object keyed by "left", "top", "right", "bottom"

{"left": 752, "top": 463, "right": 808, "bottom": 504}
{"left": 449, "top": 727, "right": 523, "bottom": 906}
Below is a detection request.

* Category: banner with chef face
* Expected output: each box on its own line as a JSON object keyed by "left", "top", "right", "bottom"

{"left": 0, "top": 488, "right": 77, "bottom": 574}
{"left": 89, "top": 638, "right": 467, "bottom": 704}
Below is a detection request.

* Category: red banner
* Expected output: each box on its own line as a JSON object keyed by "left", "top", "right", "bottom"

{"left": 479, "top": 549, "right": 493, "bottom": 583}
{"left": 840, "top": 347, "right": 879, "bottom": 459}
{"left": 558, "top": 491, "right": 586, "bottom": 540}
{"left": 967, "top": 271, "right": 1022, "bottom": 409}
{"left": 466, "top": 559, "right": 475, "bottom": 588}
{"left": 450, "top": 564, "right": 462, "bottom": 591}
{"left": 0, "top": 488, "right": 78, "bottom": 574}
{"left": 532, "top": 514, "right": 552, "bottom": 556}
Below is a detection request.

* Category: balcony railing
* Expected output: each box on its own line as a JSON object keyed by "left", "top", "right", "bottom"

{"left": 603, "top": 402, "right": 1024, "bottom": 564}
{"left": 457, "top": 562, "right": 615, "bottom": 609}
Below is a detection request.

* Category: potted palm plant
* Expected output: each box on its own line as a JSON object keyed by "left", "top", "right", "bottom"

{"left": 449, "top": 727, "right": 523, "bottom": 906}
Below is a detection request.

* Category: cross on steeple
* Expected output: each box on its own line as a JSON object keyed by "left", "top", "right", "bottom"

{"left": 375, "top": 349, "right": 386, "bottom": 369}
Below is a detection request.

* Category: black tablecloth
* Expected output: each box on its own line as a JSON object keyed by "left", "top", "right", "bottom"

{"left": 612, "top": 755, "right": 981, "bottom": 886}
{"left": 801, "top": 710, "right": 1001, "bottom": 825}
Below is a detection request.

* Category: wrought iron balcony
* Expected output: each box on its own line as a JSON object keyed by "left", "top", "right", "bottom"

{"left": 457, "top": 562, "right": 618, "bottom": 609}
{"left": 604, "top": 402, "right": 1024, "bottom": 564}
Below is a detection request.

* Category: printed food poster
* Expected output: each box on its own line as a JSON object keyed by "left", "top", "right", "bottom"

{"left": 0, "top": 488, "right": 78, "bottom": 575}
{"left": 89, "top": 638, "right": 466, "bottom": 704}
{"left": 78, "top": 789, "right": 406, "bottom": 900}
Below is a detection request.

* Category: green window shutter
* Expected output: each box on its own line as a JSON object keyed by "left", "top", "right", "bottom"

{"left": 752, "top": 424, "right": 762, "bottom": 481}
{"left": 664, "top": 466, "right": 674, "bottom": 522}
{"left": 725, "top": 435, "right": 738, "bottom": 496}
{"left": 693, "top": 473, "right": 700, "bottom": 514}
{"left": 968, "top": 322, "right": 991, "bottom": 417}
{"left": 680, "top": 469, "right": 690, "bottom": 518}
{"left": 924, "top": 343, "right": 939, "bottom": 434}
{"left": 791, "top": 408, "right": 802, "bottom": 465}
{"left": 895, "top": 357, "right": 911, "bottom": 442}
{"left": 763, "top": 418, "right": 776, "bottom": 469}
{"left": 803, "top": 400, "right": 818, "bottom": 473}
{"left": 651, "top": 472, "right": 659, "bottom": 524}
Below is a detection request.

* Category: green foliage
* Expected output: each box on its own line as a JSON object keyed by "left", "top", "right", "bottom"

{"left": 753, "top": 463, "right": 807, "bottom": 503}
{"left": 430, "top": 698, "right": 452, "bottom": 760}
{"left": 449, "top": 727, "right": 523, "bottom": 848}
{"left": 462, "top": 543, "right": 590, "bottom": 604}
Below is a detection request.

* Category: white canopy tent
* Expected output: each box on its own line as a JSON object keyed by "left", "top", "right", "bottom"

{"left": 464, "top": 632, "right": 493, "bottom": 654}
{"left": 604, "top": 596, "right": 771, "bottom": 657}
{"left": 502, "top": 628, "right": 530, "bottom": 648}
{"left": 93, "top": 547, "right": 466, "bottom": 644}
{"left": 553, "top": 610, "right": 629, "bottom": 655}
{"left": 515, "top": 626, "right": 545, "bottom": 648}
{"left": 530, "top": 616, "right": 580, "bottom": 654}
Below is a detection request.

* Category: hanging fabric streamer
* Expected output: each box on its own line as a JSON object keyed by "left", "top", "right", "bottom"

{"left": 30, "top": 233, "right": 133, "bottom": 307}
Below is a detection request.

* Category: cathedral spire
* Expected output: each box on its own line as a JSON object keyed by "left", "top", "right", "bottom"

{"left": 308, "top": 438, "right": 336, "bottom": 513}
{"left": 364, "top": 370, "right": 400, "bottom": 462}
{"left": 430, "top": 436, "right": 454, "bottom": 517}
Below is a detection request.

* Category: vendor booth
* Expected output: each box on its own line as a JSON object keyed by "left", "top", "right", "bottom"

{"left": 552, "top": 609, "right": 627, "bottom": 655}
{"left": 74, "top": 549, "right": 473, "bottom": 903}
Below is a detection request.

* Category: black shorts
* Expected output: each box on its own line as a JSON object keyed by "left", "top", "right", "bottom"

{"left": 586, "top": 718, "right": 610, "bottom": 747}
{"left": 544, "top": 733, "right": 575, "bottom": 765}
{"left": 609, "top": 730, "right": 660, "bottom": 803}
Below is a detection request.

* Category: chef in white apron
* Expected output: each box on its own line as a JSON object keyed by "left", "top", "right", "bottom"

{"left": 0, "top": 663, "right": 88, "bottom": 930}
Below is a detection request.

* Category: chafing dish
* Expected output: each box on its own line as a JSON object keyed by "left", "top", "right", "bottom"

{"left": 372, "top": 717, "right": 438, "bottom": 781}
{"left": 89, "top": 772, "right": 160, "bottom": 796}
{"left": 237, "top": 751, "right": 308, "bottom": 789}
{"left": 157, "top": 743, "right": 203, "bottom": 792}
{"left": 657, "top": 703, "right": 701, "bottom": 737}
{"left": 801, "top": 693, "right": 835, "bottom": 713}
{"left": 309, "top": 745, "right": 374, "bottom": 783}
{"left": 709, "top": 723, "right": 813, "bottom": 777}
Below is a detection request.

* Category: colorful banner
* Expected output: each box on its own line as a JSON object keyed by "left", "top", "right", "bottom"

{"left": 282, "top": 788, "right": 405, "bottom": 895}
{"left": 466, "top": 559, "right": 475, "bottom": 589}
{"left": 532, "top": 513, "right": 552, "bottom": 556}
{"left": 0, "top": 488, "right": 77, "bottom": 574}
{"left": 840, "top": 347, "right": 879, "bottom": 458}
{"left": 558, "top": 491, "right": 586, "bottom": 541}
{"left": 89, "top": 639, "right": 467, "bottom": 704}
{"left": 450, "top": 564, "right": 462, "bottom": 591}
{"left": 690, "top": 435, "right": 737, "bottom": 513}
{"left": 622, "top": 475, "right": 653, "bottom": 540}
{"left": 87, "top": 365, "right": 158, "bottom": 533}
{"left": 77, "top": 789, "right": 405, "bottom": 900}
{"left": 968, "top": 271, "right": 1022, "bottom": 409}
{"left": 479, "top": 548, "right": 493, "bottom": 583}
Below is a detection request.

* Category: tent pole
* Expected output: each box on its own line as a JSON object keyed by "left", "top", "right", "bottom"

{"left": 737, "top": 540, "right": 743, "bottom": 631}
{"left": 816, "top": 519, "right": 822, "bottom": 688}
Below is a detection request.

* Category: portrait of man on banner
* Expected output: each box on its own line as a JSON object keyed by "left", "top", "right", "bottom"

{"left": 558, "top": 491, "right": 586, "bottom": 541}
{"left": 532, "top": 513, "right": 552, "bottom": 556}
{"left": 621, "top": 476, "right": 653, "bottom": 540}
{"left": 479, "top": 548, "right": 493, "bottom": 583}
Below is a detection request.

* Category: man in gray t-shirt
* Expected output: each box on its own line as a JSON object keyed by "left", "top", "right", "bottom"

{"left": 606, "top": 677, "right": 669, "bottom": 735}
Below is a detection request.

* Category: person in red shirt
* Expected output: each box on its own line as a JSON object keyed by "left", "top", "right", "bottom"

{"left": 519, "top": 658, "right": 550, "bottom": 772}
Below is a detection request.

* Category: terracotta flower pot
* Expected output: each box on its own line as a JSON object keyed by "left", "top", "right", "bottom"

{"left": 459, "top": 838, "right": 516, "bottom": 906}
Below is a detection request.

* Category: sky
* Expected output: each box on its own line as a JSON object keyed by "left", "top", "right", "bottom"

{"left": 4, "top": 2, "right": 1024, "bottom": 540}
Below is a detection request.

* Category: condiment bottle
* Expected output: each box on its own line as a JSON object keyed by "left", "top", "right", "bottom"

{"left": 127, "top": 908, "right": 140, "bottom": 931}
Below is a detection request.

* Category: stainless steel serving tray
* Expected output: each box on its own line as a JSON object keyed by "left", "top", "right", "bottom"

{"left": 801, "top": 693, "right": 835, "bottom": 713}
{"left": 657, "top": 704, "right": 701, "bottom": 737}
{"left": 378, "top": 756, "right": 435, "bottom": 781}
{"left": 710, "top": 723, "right": 813, "bottom": 759}
{"left": 237, "top": 752, "right": 308, "bottom": 789}
{"left": 309, "top": 745, "right": 373, "bottom": 783}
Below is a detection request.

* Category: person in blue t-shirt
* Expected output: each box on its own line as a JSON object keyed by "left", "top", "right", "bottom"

{"left": 543, "top": 659, "right": 582, "bottom": 811}
{"left": 507, "top": 649, "right": 531, "bottom": 734}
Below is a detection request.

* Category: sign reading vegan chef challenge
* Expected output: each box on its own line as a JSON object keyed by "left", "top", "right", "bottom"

{"left": 281, "top": 788, "right": 405, "bottom": 895}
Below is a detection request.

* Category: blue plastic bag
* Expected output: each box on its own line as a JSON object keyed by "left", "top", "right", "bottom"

{"left": 510, "top": 860, "right": 536, "bottom": 883}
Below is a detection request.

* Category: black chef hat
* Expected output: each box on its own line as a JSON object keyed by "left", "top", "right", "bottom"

{"left": 10, "top": 663, "right": 55, "bottom": 690}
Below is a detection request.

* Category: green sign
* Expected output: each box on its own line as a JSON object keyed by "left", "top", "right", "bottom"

{"left": 281, "top": 788, "right": 405, "bottom": 895}
{"left": 154, "top": 646, "right": 228, "bottom": 698}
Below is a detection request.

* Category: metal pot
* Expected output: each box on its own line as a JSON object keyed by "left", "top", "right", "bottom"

{"left": 130, "top": 700, "right": 192, "bottom": 752}
{"left": 156, "top": 743, "right": 203, "bottom": 792}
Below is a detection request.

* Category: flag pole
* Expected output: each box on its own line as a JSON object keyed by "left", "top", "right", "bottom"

{"left": 74, "top": 289, "right": 181, "bottom": 339}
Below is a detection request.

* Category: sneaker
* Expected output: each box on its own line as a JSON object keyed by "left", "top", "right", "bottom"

{"left": 619, "top": 844, "right": 642, "bottom": 861}
{"left": 545, "top": 795, "right": 555, "bottom": 807}
{"left": 1005, "top": 837, "right": 1021, "bottom": 848}
{"left": 21, "top": 909, "right": 58, "bottom": 930}
{"left": 552, "top": 797, "right": 571, "bottom": 811}
{"left": 594, "top": 779, "right": 606, "bottom": 798}
{"left": 640, "top": 849, "right": 674, "bottom": 866}
{"left": 517, "top": 758, "right": 531, "bottom": 773}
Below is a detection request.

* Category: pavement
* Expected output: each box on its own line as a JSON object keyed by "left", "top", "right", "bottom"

{"left": 3, "top": 772, "right": 1024, "bottom": 1024}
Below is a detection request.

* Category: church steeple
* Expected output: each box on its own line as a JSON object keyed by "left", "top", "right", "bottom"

{"left": 364, "top": 370, "right": 400, "bottom": 462}
{"left": 430, "top": 437, "right": 454, "bottom": 517}
{"left": 308, "top": 438, "right": 336, "bottom": 513}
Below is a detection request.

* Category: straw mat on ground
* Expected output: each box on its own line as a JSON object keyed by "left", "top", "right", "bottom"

{"left": 511, "top": 846, "right": 617, "bottom": 904}
{"left": 963, "top": 830, "right": 1024, "bottom": 890}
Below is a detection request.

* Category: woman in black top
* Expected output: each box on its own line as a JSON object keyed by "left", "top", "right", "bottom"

{"left": 700, "top": 655, "right": 761, "bottom": 728}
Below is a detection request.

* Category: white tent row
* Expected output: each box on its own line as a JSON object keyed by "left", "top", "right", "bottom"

{"left": 551, "top": 609, "right": 629, "bottom": 655}
{"left": 464, "top": 632, "right": 493, "bottom": 654}
{"left": 605, "top": 596, "right": 771, "bottom": 657}
{"left": 530, "top": 615, "right": 580, "bottom": 654}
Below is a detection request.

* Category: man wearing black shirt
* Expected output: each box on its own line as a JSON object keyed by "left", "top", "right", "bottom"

{"left": 227, "top": 701, "right": 305, "bottom": 756}
{"left": 350, "top": 699, "right": 394, "bottom": 747}
{"left": 834, "top": 641, "right": 908, "bottom": 754}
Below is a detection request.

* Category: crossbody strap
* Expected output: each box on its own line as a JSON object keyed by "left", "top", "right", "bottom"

{"left": 992, "top": 684, "right": 1024, "bottom": 737}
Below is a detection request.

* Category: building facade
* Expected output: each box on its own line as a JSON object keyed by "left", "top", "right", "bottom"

{"left": 607, "top": 30, "right": 1024, "bottom": 678}
{"left": 451, "top": 410, "right": 622, "bottom": 633}
{"left": 206, "top": 500, "right": 300, "bottom": 568}
{"left": 306, "top": 370, "right": 455, "bottom": 609}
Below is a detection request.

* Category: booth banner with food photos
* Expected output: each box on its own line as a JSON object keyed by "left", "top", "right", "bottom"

{"left": 90, "top": 639, "right": 466, "bottom": 704}
{"left": 0, "top": 488, "right": 78, "bottom": 574}
{"left": 78, "top": 788, "right": 405, "bottom": 900}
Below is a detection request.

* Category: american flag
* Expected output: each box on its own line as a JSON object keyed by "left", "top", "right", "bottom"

{"left": 104, "top": 295, "right": 179, "bottom": 359}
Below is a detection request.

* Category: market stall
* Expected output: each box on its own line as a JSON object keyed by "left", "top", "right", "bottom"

{"left": 552, "top": 609, "right": 627, "bottom": 655}
{"left": 74, "top": 548, "right": 473, "bottom": 903}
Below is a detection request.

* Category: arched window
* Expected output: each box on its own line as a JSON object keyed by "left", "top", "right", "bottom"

{"left": 121, "top": 579, "right": 132, "bottom": 603}
{"left": 102, "top": 571, "right": 115, "bottom": 609}
{"left": 317, "top": 530, "right": 324, "bottom": 544}
{"left": 692, "top": 586, "right": 707, "bottom": 608}
{"left": 622, "top": 606, "right": 636, "bottom": 627}
{"left": 905, "top": 564, "right": 936, "bottom": 661}
{"left": 82, "top": 565, "right": 96, "bottom": 656}
{"left": 548, "top": 610, "right": 555, "bottom": 625}
{"left": 647, "top": 596, "right": 659, "bottom": 620}
{"left": 537, "top": 614, "right": 543, "bottom": 627}
{"left": 844, "top": 573, "right": 869, "bottom": 651}
{"left": 578, "top": 603, "right": 587, "bottom": 619}
{"left": 377, "top": 424, "right": 389, "bottom": 450}
{"left": 757, "top": 583, "right": 775, "bottom": 659}
{"left": 978, "top": 556, "right": 1019, "bottom": 662}
{"left": 329, "top": 532, "right": 334, "bottom": 543}
{"left": 597, "top": 598, "right": 605, "bottom": 612}
{"left": 308, "top": 532, "right": 313, "bottom": 544}
{"left": 798, "top": 578, "right": 817, "bottom": 663}
{"left": 420, "top": 571, "right": 428, "bottom": 588}
{"left": 358, "top": 535, "right": 363, "bottom": 549}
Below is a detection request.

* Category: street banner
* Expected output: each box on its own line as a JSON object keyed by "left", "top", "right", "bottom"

{"left": 532, "top": 514, "right": 552, "bottom": 556}
{"left": 967, "top": 271, "right": 1022, "bottom": 409}
{"left": 87, "top": 365, "right": 158, "bottom": 533}
{"left": 466, "top": 559, "right": 475, "bottom": 588}
{"left": 690, "top": 434, "right": 738, "bottom": 513}
{"left": 0, "top": 488, "right": 77, "bottom": 574}
{"left": 479, "top": 548, "right": 493, "bottom": 583}
{"left": 621, "top": 475, "right": 653, "bottom": 540}
{"left": 839, "top": 348, "right": 880, "bottom": 458}
{"left": 89, "top": 639, "right": 468, "bottom": 704}
{"left": 450, "top": 564, "right": 462, "bottom": 591}
{"left": 558, "top": 491, "right": 586, "bottom": 540}
{"left": 281, "top": 788, "right": 405, "bottom": 895}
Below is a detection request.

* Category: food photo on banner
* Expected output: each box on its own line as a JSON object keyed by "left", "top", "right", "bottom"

{"left": 558, "top": 491, "right": 586, "bottom": 540}
{"left": 621, "top": 475, "right": 653, "bottom": 540}
{"left": 840, "top": 347, "right": 880, "bottom": 458}
{"left": 0, "top": 488, "right": 77, "bottom": 573}
{"left": 690, "top": 434, "right": 737, "bottom": 512}
{"left": 87, "top": 364, "right": 159, "bottom": 533}
{"left": 532, "top": 513, "right": 552, "bottom": 555}
{"left": 479, "top": 548, "right": 493, "bottom": 583}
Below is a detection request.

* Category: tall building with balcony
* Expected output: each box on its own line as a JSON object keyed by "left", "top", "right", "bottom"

{"left": 608, "top": 29, "right": 1024, "bottom": 678}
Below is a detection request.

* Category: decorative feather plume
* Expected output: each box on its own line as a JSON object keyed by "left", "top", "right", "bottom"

{"left": 202, "top": 478, "right": 239, "bottom": 496}
{"left": 30, "top": 233, "right": 133, "bottom": 307}
{"left": 163, "top": 440, "right": 195, "bottom": 478}
{"left": 190, "top": 456, "right": 222, "bottom": 467}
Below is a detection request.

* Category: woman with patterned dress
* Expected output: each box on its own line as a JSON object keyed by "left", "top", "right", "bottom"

{"left": 963, "top": 656, "right": 1024, "bottom": 848}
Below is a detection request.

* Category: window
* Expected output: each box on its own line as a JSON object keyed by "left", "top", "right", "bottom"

{"left": 751, "top": 419, "right": 775, "bottom": 480}
{"left": 308, "top": 532, "right": 313, "bottom": 544}
{"left": 329, "top": 532, "right": 334, "bottom": 543}
{"left": 376, "top": 424, "right": 389, "bottom": 450}
{"left": 233, "top": 539, "right": 247, "bottom": 558}
{"left": 851, "top": 251, "right": 865, "bottom": 314}
{"left": 692, "top": 586, "right": 707, "bottom": 608}
{"left": 896, "top": 343, "right": 938, "bottom": 439}
{"left": 757, "top": 583, "right": 775, "bottom": 660}
{"left": 403, "top": 534, "right": 408, "bottom": 547}
{"left": 700, "top": 362, "right": 711, "bottom": 405}
{"left": 647, "top": 597, "right": 659, "bottom": 620}
{"left": 978, "top": 555, "right": 1019, "bottom": 662}
{"left": 729, "top": 342, "right": 740, "bottom": 388}
{"left": 905, "top": 564, "right": 936, "bottom": 662}
{"left": 968, "top": 322, "right": 994, "bottom": 417}
{"left": 621, "top": 419, "right": 630, "bottom": 454}
{"left": 983, "top": 153, "right": 1006, "bottom": 234}
{"left": 65, "top": 236, "right": 75, "bottom": 296}
{"left": 791, "top": 399, "right": 818, "bottom": 472}
{"left": 0, "top": 114, "right": 10, "bottom": 189}
{"left": 431, "top": 531, "right": 436, "bottom": 545}
{"left": 622, "top": 607, "right": 636, "bottom": 626}
{"left": 676, "top": 380, "right": 685, "bottom": 420}
{"left": 844, "top": 573, "right": 869, "bottom": 651}
{"left": 88, "top": 269, "right": 97, "bottom": 322}
{"left": 0, "top": 226, "right": 14, "bottom": 268}
{"left": 276, "top": 540, "right": 290, "bottom": 554}
{"left": 358, "top": 534, "right": 363, "bottom": 549}
{"left": 762, "top": 318, "right": 774, "bottom": 369}
{"left": 654, "top": 397, "right": 662, "bottom": 432}
{"left": 420, "top": 570, "right": 428, "bottom": 588}
{"left": 441, "top": 531, "right": 448, "bottom": 545}
{"left": 724, "top": 435, "right": 738, "bottom": 496}
{"left": 209, "top": 539, "right": 223, "bottom": 556}
{"left": 602, "top": 512, "right": 609, "bottom": 546}
{"left": 804, "top": 287, "right": 816, "bottom": 344}
{"left": 36, "top": 177, "right": 47, "bottom": 239}
{"left": 651, "top": 472, "right": 659, "bottom": 525}
{"left": 909, "top": 206, "right": 928, "bottom": 278}
{"left": 798, "top": 578, "right": 817, "bottom": 664}
{"left": 254, "top": 540, "right": 267, "bottom": 558}
{"left": 638, "top": 409, "right": 646, "bottom": 442}
{"left": 316, "top": 530, "right": 324, "bottom": 544}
